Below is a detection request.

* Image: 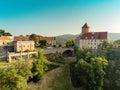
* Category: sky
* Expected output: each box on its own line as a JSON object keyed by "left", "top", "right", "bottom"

{"left": 0, "top": 0, "right": 120, "bottom": 36}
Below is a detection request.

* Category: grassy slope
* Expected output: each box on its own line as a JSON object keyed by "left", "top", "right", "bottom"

{"left": 28, "top": 65, "right": 73, "bottom": 90}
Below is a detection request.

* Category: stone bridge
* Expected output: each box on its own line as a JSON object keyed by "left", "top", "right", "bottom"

{"left": 43, "top": 47, "right": 76, "bottom": 63}
{"left": 42, "top": 47, "right": 74, "bottom": 56}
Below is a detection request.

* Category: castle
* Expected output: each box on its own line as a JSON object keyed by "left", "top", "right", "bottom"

{"left": 75, "top": 23, "right": 108, "bottom": 49}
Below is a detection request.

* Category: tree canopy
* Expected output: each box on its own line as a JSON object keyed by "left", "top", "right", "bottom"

{"left": 31, "top": 49, "right": 49, "bottom": 82}
{"left": 70, "top": 46, "right": 108, "bottom": 90}
{"left": 65, "top": 40, "right": 74, "bottom": 47}
{"left": 114, "top": 39, "right": 120, "bottom": 44}
{"left": 0, "top": 29, "right": 12, "bottom": 36}
{"left": 39, "top": 40, "right": 47, "bottom": 48}
{"left": 0, "top": 61, "right": 31, "bottom": 90}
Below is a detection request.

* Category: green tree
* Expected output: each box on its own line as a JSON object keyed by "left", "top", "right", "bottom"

{"left": 65, "top": 40, "right": 74, "bottom": 47}
{"left": 31, "top": 49, "right": 49, "bottom": 82}
{"left": 97, "top": 40, "right": 109, "bottom": 58}
{"left": 73, "top": 57, "right": 108, "bottom": 90}
{"left": 0, "top": 29, "right": 12, "bottom": 36}
{"left": 74, "top": 46, "right": 92, "bottom": 61}
{"left": 90, "top": 57, "right": 108, "bottom": 90}
{"left": 39, "top": 40, "right": 47, "bottom": 48}
{"left": 71, "top": 46, "right": 108, "bottom": 90}
{"left": 114, "top": 39, "right": 120, "bottom": 44}
{"left": 29, "top": 34, "right": 38, "bottom": 46}
{"left": 0, "top": 63, "right": 29, "bottom": 90}
{"left": 12, "top": 61, "right": 32, "bottom": 80}
{"left": 105, "top": 49, "right": 120, "bottom": 89}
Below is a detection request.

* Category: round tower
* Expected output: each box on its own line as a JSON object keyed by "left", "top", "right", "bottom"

{"left": 82, "top": 23, "right": 90, "bottom": 34}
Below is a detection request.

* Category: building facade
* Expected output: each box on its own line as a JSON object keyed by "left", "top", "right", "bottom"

{"left": 43, "top": 36, "right": 56, "bottom": 46}
{"left": 14, "top": 36, "right": 30, "bottom": 41}
{"left": 0, "top": 36, "right": 13, "bottom": 46}
{"left": 76, "top": 23, "right": 108, "bottom": 49}
{"left": 14, "top": 41, "right": 35, "bottom": 52}
{"left": 14, "top": 35, "right": 56, "bottom": 46}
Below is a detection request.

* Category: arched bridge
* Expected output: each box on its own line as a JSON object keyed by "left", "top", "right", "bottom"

{"left": 43, "top": 47, "right": 76, "bottom": 63}
{"left": 43, "top": 47, "right": 74, "bottom": 56}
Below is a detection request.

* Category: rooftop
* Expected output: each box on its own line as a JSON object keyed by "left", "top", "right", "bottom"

{"left": 0, "top": 36, "right": 13, "bottom": 40}
{"left": 79, "top": 32, "right": 107, "bottom": 39}
{"left": 82, "top": 23, "right": 90, "bottom": 28}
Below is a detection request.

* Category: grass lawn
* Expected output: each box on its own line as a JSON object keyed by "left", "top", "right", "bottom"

{"left": 0, "top": 61, "right": 9, "bottom": 67}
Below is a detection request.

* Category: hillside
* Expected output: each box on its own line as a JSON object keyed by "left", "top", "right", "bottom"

{"left": 108, "top": 33, "right": 120, "bottom": 41}
{"left": 28, "top": 65, "right": 73, "bottom": 90}
{"left": 56, "top": 34, "right": 77, "bottom": 44}
{"left": 56, "top": 33, "right": 120, "bottom": 44}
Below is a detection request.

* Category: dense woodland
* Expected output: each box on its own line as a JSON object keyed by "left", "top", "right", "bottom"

{"left": 70, "top": 40, "right": 120, "bottom": 90}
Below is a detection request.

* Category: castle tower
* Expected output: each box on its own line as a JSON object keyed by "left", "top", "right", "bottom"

{"left": 82, "top": 23, "right": 90, "bottom": 34}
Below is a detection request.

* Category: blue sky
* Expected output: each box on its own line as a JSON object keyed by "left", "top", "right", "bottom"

{"left": 0, "top": 0, "right": 120, "bottom": 36}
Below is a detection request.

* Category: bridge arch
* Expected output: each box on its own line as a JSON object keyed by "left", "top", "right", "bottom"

{"left": 62, "top": 49, "right": 74, "bottom": 57}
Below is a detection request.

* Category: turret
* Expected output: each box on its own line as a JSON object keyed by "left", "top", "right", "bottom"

{"left": 82, "top": 23, "right": 90, "bottom": 34}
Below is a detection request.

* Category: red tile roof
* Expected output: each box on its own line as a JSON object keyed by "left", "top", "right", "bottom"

{"left": 43, "top": 37, "right": 56, "bottom": 41}
{"left": 82, "top": 23, "right": 90, "bottom": 28}
{"left": 14, "top": 36, "right": 30, "bottom": 41}
{"left": 0, "top": 36, "right": 13, "bottom": 40}
{"left": 79, "top": 32, "right": 107, "bottom": 39}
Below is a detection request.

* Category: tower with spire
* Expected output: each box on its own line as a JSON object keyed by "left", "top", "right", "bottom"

{"left": 82, "top": 23, "right": 90, "bottom": 34}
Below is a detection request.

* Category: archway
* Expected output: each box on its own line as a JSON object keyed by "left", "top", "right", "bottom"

{"left": 62, "top": 50, "right": 73, "bottom": 57}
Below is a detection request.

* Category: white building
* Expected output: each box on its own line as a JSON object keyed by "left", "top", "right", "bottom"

{"left": 14, "top": 41, "right": 35, "bottom": 52}
{"left": 76, "top": 23, "right": 108, "bottom": 49}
